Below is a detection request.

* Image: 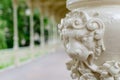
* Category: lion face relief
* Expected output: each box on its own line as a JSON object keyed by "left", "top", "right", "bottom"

{"left": 58, "top": 10, "right": 105, "bottom": 62}
{"left": 58, "top": 8, "right": 120, "bottom": 80}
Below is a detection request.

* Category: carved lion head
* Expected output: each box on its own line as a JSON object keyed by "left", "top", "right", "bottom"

{"left": 58, "top": 10, "right": 105, "bottom": 63}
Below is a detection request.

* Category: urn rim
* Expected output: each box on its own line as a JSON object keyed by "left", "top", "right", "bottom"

{"left": 67, "top": 0, "right": 120, "bottom": 10}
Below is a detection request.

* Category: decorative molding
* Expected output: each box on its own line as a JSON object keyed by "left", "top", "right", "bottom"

{"left": 58, "top": 9, "right": 120, "bottom": 79}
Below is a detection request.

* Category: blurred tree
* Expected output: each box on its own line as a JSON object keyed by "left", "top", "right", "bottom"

{"left": 0, "top": 0, "right": 13, "bottom": 49}
{"left": 0, "top": 19, "right": 7, "bottom": 49}
{"left": 0, "top": 0, "right": 49, "bottom": 49}
{"left": 18, "top": 2, "right": 30, "bottom": 47}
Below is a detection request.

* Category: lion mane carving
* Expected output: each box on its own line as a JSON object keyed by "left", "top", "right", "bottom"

{"left": 58, "top": 10, "right": 120, "bottom": 80}
{"left": 58, "top": 9, "right": 105, "bottom": 66}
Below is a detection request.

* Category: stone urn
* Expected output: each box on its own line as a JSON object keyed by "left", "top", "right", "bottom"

{"left": 58, "top": 0, "right": 120, "bottom": 80}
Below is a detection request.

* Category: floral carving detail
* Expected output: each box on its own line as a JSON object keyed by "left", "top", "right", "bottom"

{"left": 100, "top": 61, "right": 120, "bottom": 80}
{"left": 58, "top": 9, "right": 120, "bottom": 80}
{"left": 80, "top": 73, "right": 97, "bottom": 80}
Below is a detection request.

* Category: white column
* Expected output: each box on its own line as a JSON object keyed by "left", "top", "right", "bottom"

{"left": 12, "top": 0, "right": 20, "bottom": 67}
{"left": 47, "top": 21, "right": 52, "bottom": 44}
{"left": 51, "top": 15, "right": 58, "bottom": 43}
{"left": 44, "top": 8, "right": 51, "bottom": 44}
{"left": 30, "top": 9, "right": 34, "bottom": 49}
{"left": 40, "top": 14, "right": 45, "bottom": 46}
{"left": 13, "top": 0, "right": 19, "bottom": 50}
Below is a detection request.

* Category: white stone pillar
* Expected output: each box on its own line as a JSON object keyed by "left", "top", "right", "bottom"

{"left": 30, "top": 9, "right": 34, "bottom": 49}
{"left": 44, "top": 7, "right": 51, "bottom": 44}
{"left": 12, "top": 0, "right": 19, "bottom": 50}
{"left": 40, "top": 14, "right": 45, "bottom": 47}
{"left": 12, "top": 0, "right": 20, "bottom": 67}
{"left": 51, "top": 15, "right": 58, "bottom": 43}
{"left": 47, "top": 22, "right": 52, "bottom": 44}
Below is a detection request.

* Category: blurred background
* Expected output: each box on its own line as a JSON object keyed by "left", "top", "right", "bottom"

{"left": 0, "top": 0, "right": 71, "bottom": 80}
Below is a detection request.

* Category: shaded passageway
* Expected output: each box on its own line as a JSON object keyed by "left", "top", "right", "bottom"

{"left": 0, "top": 46, "right": 71, "bottom": 80}
{"left": 0, "top": 0, "right": 70, "bottom": 80}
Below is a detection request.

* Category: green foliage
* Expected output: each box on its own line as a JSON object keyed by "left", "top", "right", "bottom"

{"left": 18, "top": 4, "right": 30, "bottom": 47}
{"left": 0, "top": 19, "right": 7, "bottom": 49}
{"left": 0, "top": 0, "right": 49, "bottom": 49}
{"left": 0, "top": 55, "right": 14, "bottom": 69}
{"left": 0, "top": 0, "right": 13, "bottom": 48}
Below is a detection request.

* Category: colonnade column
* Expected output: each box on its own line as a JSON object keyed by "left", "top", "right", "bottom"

{"left": 12, "top": 0, "right": 19, "bottom": 50}
{"left": 51, "top": 15, "right": 58, "bottom": 43}
{"left": 39, "top": 9, "right": 45, "bottom": 47}
{"left": 12, "top": 0, "right": 20, "bottom": 66}
{"left": 29, "top": 8, "right": 34, "bottom": 49}
{"left": 45, "top": 7, "right": 52, "bottom": 44}
{"left": 26, "top": 0, "right": 34, "bottom": 49}
{"left": 47, "top": 20, "right": 52, "bottom": 44}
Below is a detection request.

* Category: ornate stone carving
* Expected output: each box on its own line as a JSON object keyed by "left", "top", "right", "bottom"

{"left": 58, "top": 9, "right": 120, "bottom": 80}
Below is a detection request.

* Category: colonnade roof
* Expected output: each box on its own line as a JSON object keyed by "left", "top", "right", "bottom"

{"left": 25, "top": 0, "right": 69, "bottom": 22}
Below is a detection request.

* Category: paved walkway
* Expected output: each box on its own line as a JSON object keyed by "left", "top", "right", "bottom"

{"left": 0, "top": 47, "right": 71, "bottom": 80}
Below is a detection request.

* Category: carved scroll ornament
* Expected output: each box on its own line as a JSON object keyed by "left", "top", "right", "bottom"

{"left": 58, "top": 9, "right": 120, "bottom": 80}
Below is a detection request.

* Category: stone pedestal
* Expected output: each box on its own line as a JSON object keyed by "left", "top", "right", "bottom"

{"left": 58, "top": 0, "right": 120, "bottom": 79}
